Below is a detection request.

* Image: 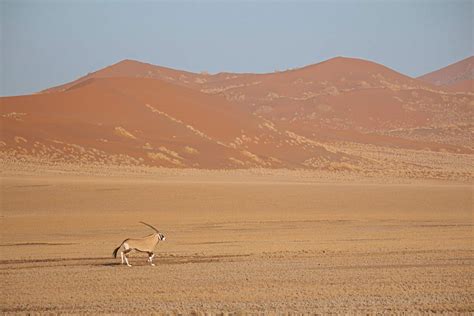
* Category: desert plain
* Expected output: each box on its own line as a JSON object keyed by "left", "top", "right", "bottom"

{"left": 0, "top": 165, "right": 472, "bottom": 314}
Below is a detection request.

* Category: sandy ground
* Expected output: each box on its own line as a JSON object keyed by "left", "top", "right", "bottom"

{"left": 0, "top": 171, "right": 472, "bottom": 314}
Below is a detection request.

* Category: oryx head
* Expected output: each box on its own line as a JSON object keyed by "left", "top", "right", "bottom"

{"left": 139, "top": 221, "right": 166, "bottom": 241}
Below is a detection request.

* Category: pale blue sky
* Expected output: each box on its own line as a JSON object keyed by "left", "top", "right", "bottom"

{"left": 1, "top": 0, "right": 472, "bottom": 96}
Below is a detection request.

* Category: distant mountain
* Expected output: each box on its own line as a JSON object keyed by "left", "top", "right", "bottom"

{"left": 2, "top": 56, "right": 472, "bottom": 178}
{"left": 417, "top": 56, "right": 474, "bottom": 87}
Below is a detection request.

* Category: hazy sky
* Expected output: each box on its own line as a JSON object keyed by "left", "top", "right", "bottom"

{"left": 1, "top": 0, "right": 472, "bottom": 96}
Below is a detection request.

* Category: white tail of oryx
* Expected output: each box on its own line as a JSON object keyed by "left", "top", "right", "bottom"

{"left": 112, "top": 222, "right": 166, "bottom": 267}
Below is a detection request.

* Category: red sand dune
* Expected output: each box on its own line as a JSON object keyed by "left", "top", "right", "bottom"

{"left": 446, "top": 79, "right": 473, "bottom": 93}
{"left": 2, "top": 77, "right": 350, "bottom": 168}
{"left": 2, "top": 56, "right": 472, "bottom": 169}
{"left": 417, "top": 56, "right": 474, "bottom": 86}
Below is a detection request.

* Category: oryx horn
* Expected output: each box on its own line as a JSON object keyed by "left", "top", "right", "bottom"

{"left": 139, "top": 221, "right": 160, "bottom": 233}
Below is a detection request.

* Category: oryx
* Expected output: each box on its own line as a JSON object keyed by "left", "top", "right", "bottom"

{"left": 112, "top": 222, "right": 166, "bottom": 267}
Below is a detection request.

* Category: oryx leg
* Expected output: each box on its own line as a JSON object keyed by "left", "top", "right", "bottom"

{"left": 121, "top": 247, "right": 133, "bottom": 267}
{"left": 147, "top": 252, "right": 155, "bottom": 266}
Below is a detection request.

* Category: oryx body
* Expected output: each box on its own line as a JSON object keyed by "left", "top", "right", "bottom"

{"left": 112, "top": 222, "right": 165, "bottom": 267}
